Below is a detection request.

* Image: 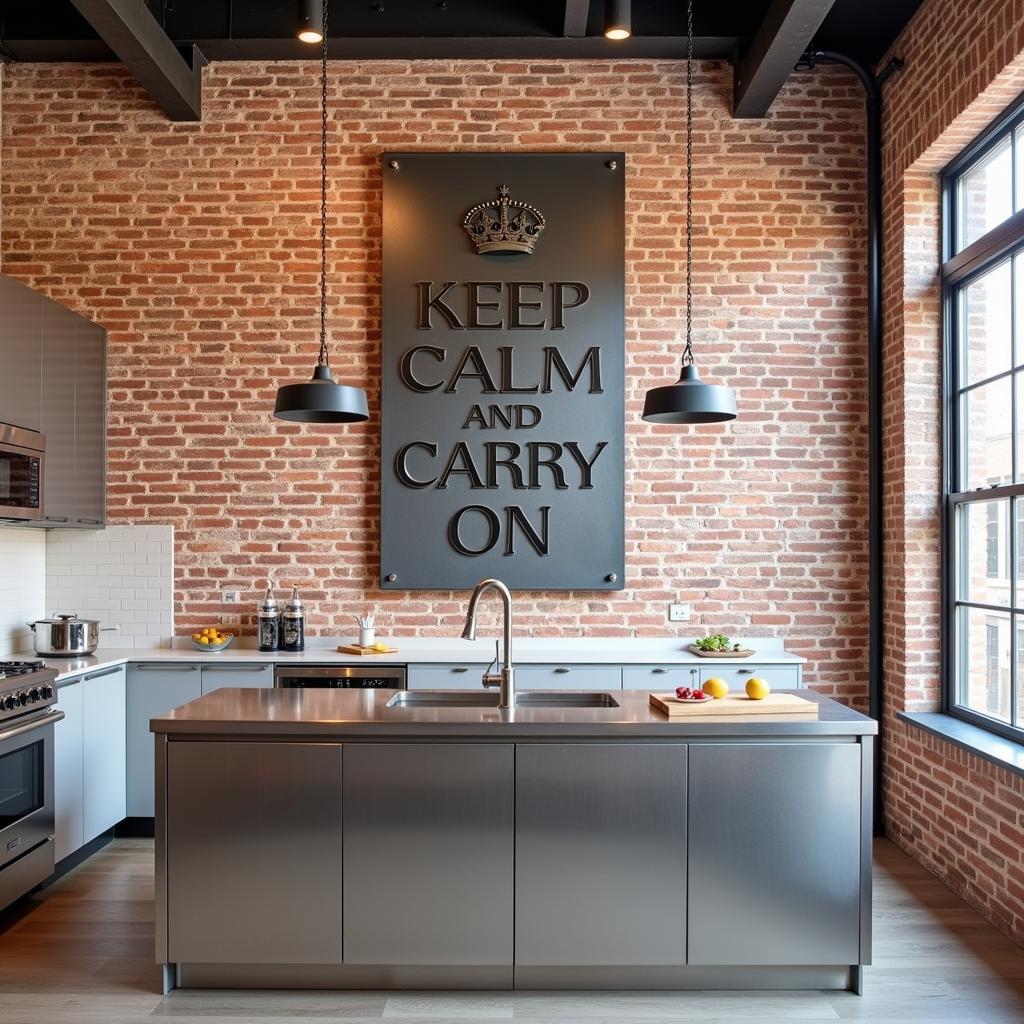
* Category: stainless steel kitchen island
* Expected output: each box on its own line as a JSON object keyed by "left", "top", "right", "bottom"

{"left": 151, "top": 688, "right": 877, "bottom": 994}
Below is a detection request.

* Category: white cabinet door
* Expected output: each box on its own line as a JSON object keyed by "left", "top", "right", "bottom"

{"left": 624, "top": 665, "right": 802, "bottom": 692}
{"left": 697, "top": 665, "right": 801, "bottom": 690}
{"left": 622, "top": 665, "right": 694, "bottom": 691}
{"left": 83, "top": 665, "right": 126, "bottom": 842}
{"left": 515, "top": 665, "right": 622, "bottom": 691}
{"left": 406, "top": 664, "right": 488, "bottom": 690}
{"left": 127, "top": 663, "right": 203, "bottom": 817}
{"left": 201, "top": 662, "right": 274, "bottom": 693}
{"left": 53, "top": 679, "right": 84, "bottom": 863}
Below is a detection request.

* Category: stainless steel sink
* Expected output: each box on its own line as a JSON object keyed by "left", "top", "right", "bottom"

{"left": 518, "top": 692, "right": 620, "bottom": 708}
{"left": 386, "top": 691, "right": 620, "bottom": 710}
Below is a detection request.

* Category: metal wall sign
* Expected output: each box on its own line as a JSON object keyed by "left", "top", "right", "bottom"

{"left": 380, "top": 152, "right": 625, "bottom": 591}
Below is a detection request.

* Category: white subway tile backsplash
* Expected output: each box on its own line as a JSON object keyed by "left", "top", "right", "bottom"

{"left": 0, "top": 524, "right": 174, "bottom": 654}
{"left": 0, "top": 527, "right": 47, "bottom": 656}
{"left": 45, "top": 525, "right": 174, "bottom": 649}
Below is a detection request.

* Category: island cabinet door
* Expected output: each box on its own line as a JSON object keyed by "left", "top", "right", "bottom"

{"left": 687, "top": 742, "right": 862, "bottom": 966}
{"left": 343, "top": 743, "right": 514, "bottom": 966}
{"left": 515, "top": 743, "right": 687, "bottom": 967}
{"left": 166, "top": 741, "right": 344, "bottom": 965}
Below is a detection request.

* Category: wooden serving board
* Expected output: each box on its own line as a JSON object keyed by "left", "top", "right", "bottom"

{"left": 650, "top": 692, "right": 819, "bottom": 717}
{"left": 337, "top": 644, "right": 399, "bottom": 656}
{"left": 686, "top": 645, "right": 755, "bottom": 658}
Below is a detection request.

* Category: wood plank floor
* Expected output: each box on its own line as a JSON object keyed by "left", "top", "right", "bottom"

{"left": 0, "top": 838, "right": 1021, "bottom": 1022}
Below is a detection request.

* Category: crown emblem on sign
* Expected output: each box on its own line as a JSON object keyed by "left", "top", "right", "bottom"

{"left": 463, "top": 184, "right": 546, "bottom": 255}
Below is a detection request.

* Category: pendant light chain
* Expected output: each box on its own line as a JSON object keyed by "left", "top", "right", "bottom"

{"left": 318, "top": 0, "right": 330, "bottom": 367}
{"left": 684, "top": 0, "right": 694, "bottom": 366}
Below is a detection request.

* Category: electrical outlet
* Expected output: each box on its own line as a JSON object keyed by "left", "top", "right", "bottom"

{"left": 668, "top": 603, "right": 690, "bottom": 622}
{"left": 223, "top": 590, "right": 241, "bottom": 605}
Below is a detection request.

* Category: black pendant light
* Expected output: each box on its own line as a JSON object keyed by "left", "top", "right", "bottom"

{"left": 641, "top": 0, "right": 736, "bottom": 426}
{"left": 604, "top": 0, "right": 632, "bottom": 40}
{"left": 296, "top": 0, "right": 324, "bottom": 44}
{"left": 275, "top": 0, "right": 368, "bottom": 424}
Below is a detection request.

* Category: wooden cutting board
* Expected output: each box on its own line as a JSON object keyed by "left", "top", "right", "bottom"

{"left": 650, "top": 692, "right": 819, "bottom": 717}
{"left": 337, "top": 644, "right": 399, "bottom": 656}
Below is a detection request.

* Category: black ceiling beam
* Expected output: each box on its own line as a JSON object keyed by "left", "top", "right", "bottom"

{"left": 68, "top": 0, "right": 205, "bottom": 120}
{"left": 732, "top": 0, "right": 837, "bottom": 118}
{"left": 0, "top": 34, "right": 737, "bottom": 63}
{"left": 563, "top": 0, "right": 591, "bottom": 38}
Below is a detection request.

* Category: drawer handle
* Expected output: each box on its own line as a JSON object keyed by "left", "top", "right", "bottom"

{"left": 652, "top": 668, "right": 668, "bottom": 674}
{"left": 554, "top": 667, "right": 571, "bottom": 674}
{"left": 204, "top": 665, "right": 269, "bottom": 672}
{"left": 76, "top": 518, "right": 103, "bottom": 525}
{"left": 44, "top": 515, "right": 70, "bottom": 523}
{"left": 451, "top": 667, "right": 469, "bottom": 673}
{"left": 135, "top": 664, "right": 199, "bottom": 671}
{"left": 84, "top": 667, "right": 121, "bottom": 682}
{"left": 737, "top": 668, "right": 759, "bottom": 674}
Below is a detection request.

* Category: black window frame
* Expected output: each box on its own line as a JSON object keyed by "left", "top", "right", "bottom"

{"left": 942, "top": 90, "right": 1024, "bottom": 745}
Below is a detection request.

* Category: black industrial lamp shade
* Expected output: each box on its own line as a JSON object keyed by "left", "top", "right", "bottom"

{"left": 275, "top": 0, "right": 369, "bottom": 426}
{"left": 274, "top": 364, "right": 369, "bottom": 423}
{"left": 296, "top": 0, "right": 324, "bottom": 43}
{"left": 639, "top": 0, "right": 737, "bottom": 428}
{"left": 604, "top": 0, "right": 631, "bottom": 39}
{"left": 641, "top": 364, "right": 737, "bottom": 424}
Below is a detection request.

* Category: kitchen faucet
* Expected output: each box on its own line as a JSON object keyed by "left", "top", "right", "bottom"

{"left": 460, "top": 578, "right": 515, "bottom": 709}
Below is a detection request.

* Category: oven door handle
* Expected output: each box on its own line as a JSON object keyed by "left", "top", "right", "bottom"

{"left": 0, "top": 709, "right": 64, "bottom": 743}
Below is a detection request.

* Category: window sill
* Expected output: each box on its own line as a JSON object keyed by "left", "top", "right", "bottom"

{"left": 898, "top": 711, "right": 1024, "bottom": 780}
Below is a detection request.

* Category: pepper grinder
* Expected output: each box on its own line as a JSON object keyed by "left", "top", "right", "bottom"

{"left": 257, "top": 580, "right": 280, "bottom": 652}
{"left": 281, "top": 585, "right": 305, "bottom": 652}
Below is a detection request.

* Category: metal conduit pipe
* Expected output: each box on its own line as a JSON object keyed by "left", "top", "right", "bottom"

{"left": 797, "top": 49, "right": 904, "bottom": 834}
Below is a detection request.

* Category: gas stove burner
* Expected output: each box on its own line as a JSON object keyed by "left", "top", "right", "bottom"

{"left": 0, "top": 659, "right": 47, "bottom": 677}
{"left": 0, "top": 659, "right": 59, "bottom": 722}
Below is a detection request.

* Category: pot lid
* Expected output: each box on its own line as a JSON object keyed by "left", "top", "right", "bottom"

{"left": 35, "top": 614, "right": 98, "bottom": 624}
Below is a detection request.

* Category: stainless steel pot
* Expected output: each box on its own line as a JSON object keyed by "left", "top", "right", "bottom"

{"left": 27, "top": 614, "right": 115, "bottom": 656}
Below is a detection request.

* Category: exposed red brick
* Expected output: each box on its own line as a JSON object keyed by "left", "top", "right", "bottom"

{"left": 0, "top": 58, "right": 871, "bottom": 707}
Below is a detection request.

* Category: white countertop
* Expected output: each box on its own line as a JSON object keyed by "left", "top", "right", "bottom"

{"left": 36, "top": 636, "right": 805, "bottom": 682}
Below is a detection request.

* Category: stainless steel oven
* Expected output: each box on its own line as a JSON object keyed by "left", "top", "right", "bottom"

{"left": 0, "top": 661, "right": 61, "bottom": 912}
{"left": 0, "top": 424, "right": 45, "bottom": 522}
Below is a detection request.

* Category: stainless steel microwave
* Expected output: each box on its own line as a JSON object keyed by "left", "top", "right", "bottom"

{"left": 0, "top": 424, "right": 44, "bottom": 522}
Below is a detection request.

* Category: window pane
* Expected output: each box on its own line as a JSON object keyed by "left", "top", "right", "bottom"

{"left": 959, "top": 259, "right": 1012, "bottom": 386}
{"left": 1018, "top": 499, "right": 1024, "bottom": 605}
{"left": 958, "top": 500, "right": 1010, "bottom": 606}
{"left": 1016, "top": 255, "right": 1024, "bottom": 367}
{"left": 1016, "top": 124, "right": 1024, "bottom": 213}
{"left": 958, "top": 135, "right": 1013, "bottom": 250}
{"left": 961, "top": 377, "right": 1013, "bottom": 489}
{"left": 957, "top": 605, "right": 1011, "bottom": 723}
{"left": 1017, "top": 616, "right": 1024, "bottom": 726}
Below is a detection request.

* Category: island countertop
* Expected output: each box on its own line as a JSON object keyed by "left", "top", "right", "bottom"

{"left": 150, "top": 687, "right": 877, "bottom": 739}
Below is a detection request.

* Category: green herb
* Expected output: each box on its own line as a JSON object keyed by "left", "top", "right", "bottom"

{"left": 694, "top": 633, "right": 730, "bottom": 652}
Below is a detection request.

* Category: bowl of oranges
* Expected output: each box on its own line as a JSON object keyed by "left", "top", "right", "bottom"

{"left": 191, "top": 627, "right": 234, "bottom": 652}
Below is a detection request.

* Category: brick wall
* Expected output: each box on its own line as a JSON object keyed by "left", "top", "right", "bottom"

{"left": 881, "top": 0, "right": 1024, "bottom": 945}
{"left": 0, "top": 59, "right": 870, "bottom": 703}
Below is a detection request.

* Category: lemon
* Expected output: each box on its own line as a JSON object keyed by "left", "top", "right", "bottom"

{"left": 192, "top": 633, "right": 202, "bottom": 641}
{"left": 372, "top": 642, "right": 390, "bottom": 652}
{"left": 745, "top": 677, "right": 770, "bottom": 700}
{"left": 702, "top": 677, "right": 729, "bottom": 699}
{"left": 199, "top": 636, "right": 210, "bottom": 645}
